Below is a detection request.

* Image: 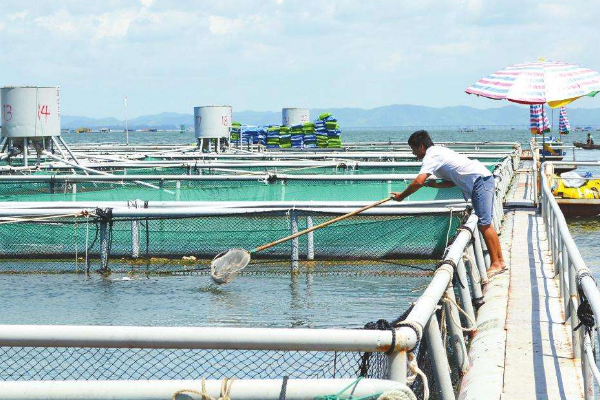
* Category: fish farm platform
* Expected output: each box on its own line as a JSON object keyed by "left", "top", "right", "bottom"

{"left": 0, "top": 142, "right": 596, "bottom": 400}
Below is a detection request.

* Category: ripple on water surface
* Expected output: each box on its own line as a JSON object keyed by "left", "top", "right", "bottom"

{"left": 0, "top": 263, "right": 433, "bottom": 329}
{"left": 567, "top": 217, "right": 600, "bottom": 278}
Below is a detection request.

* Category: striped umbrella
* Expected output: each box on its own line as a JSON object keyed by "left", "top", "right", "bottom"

{"left": 466, "top": 60, "right": 600, "bottom": 108}
{"left": 558, "top": 107, "right": 571, "bottom": 135}
{"left": 530, "top": 105, "right": 551, "bottom": 135}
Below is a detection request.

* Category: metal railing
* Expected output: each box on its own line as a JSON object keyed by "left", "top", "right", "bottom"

{"left": 0, "top": 147, "right": 518, "bottom": 399}
{"left": 0, "top": 211, "right": 492, "bottom": 400}
{"left": 540, "top": 161, "right": 600, "bottom": 400}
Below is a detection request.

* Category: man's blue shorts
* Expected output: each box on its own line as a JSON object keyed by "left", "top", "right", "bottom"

{"left": 472, "top": 175, "right": 495, "bottom": 226}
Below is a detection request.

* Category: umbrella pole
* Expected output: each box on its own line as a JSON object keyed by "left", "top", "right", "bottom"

{"left": 542, "top": 104, "right": 546, "bottom": 163}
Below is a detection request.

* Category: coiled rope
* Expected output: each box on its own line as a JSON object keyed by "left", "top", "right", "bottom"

{"left": 172, "top": 377, "right": 235, "bottom": 400}
{"left": 574, "top": 270, "right": 596, "bottom": 334}
{"left": 360, "top": 312, "right": 428, "bottom": 400}
{"left": 462, "top": 250, "right": 485, "bottom": 284}
{"left": 441, "top": 292, "right": 477, "bottom": 332}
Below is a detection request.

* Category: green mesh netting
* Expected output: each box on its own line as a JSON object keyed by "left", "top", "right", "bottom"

{"left": 23, "top": 164, "right": 498, "bottom": 176}
{"left": 0, "top": 210, "right": 465, "bottom": 274}
{"left": 0, "top": 179, "right": 465, "bottom": 202}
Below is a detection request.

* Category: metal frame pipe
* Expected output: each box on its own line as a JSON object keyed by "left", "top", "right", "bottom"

{"left": 0, "top": 199, "right": 468, "bottom": 210}
{"left": 0, "top": 206, "right": 466, "bottom": 219}
{"left": 306, "top": 216, "right": 315, "bottom": 260}
{"left": 290, "top": 212, "right": 299, "bottom": 273}
{"left": 0, "top": 378, "right": 411, "bottom": 400}
{"left": 424, "top": 313, "right": 456, "bottom": 400}
{"left": 472, "top": 230, "right": 488, "bottom": 278}
{"left": 404, "top": 214, "right": 478, "bottom": 329}
{"left": 464, "top": 250, "right": 484, "bottom": 304}
{"left": 0, "top": 325, "right": 401, "bottom": 352}
{"left": 99, "top": 220, "right": 110, "bottom": 273}
{"left": 455, "top": 258, "right": 476, "bottom": 327}
{"left": 443, "top": 285, "right": 469, "bottom": 375}
{"left": 540, "top": 161, "right": 600, "bottom": 391}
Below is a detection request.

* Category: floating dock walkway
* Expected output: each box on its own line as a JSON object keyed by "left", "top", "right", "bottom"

{"left": 460, "top": 161, "right": 587, "bottom": 400}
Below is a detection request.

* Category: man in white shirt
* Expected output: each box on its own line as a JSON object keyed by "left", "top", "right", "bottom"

{"left": 391, "top": 130, "right": 506, "bottom": 277}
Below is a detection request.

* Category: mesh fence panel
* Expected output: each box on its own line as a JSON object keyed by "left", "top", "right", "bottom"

{"left": 25, "top": 163, "right": 499, "bottom": 176}
{"left": 0, "top": 211, "right": 465, "bottom": 274}
{"left": 0, "top": 179, "right": 465, "bottom": 202}
{"left": 0, "top": 347, "right": 387, "bottom": 381}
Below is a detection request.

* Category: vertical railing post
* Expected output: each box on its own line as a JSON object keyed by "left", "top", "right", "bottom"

{"left": 443, "top": 286, "right": 469, "bottom": 375}
{"left": 306, "top": 216, "right": 314, "bottom": 261}
{"left": 99, "top": 219, "right": 110, "bottom": 274}
{"left": 558, "top": 243, "right": 567, "bottom": 300}
{"left": 569, "top": 263, "right": 582, "bottom": 358}
{"left": 424, "top": 313, "right": 456, "bottom": 400}
{"left": 290, "top": 212, "right": 299, "bottom": 273}
{"left": 563, "top": 259, "right": 571, "bottom": 319}
{"left": 582, "top": 332, "right": 595, "bottom": 400}
{"left": 386, "top": 350, "right": 407, "bottom": 384}
{"left": 478, "top": 230, "right": 491, "bottom": 270}
{"left": 131, "top": 201, "right": 140, "bottom": 260}
{"left": 553, "top": 217, "right": 559, "bottom": 262}
{"left": 463, "top": 252, "right": 483, "bottom": 307}
{"left": 455, "top": 257, "right": 476, "bottom": 325}
{"left": 473, "top": 229, "right": 487, "bottom": 277}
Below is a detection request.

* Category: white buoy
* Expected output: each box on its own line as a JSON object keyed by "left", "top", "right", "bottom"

{"left": 282, "top": 108, "right": 309, "bottom": 127}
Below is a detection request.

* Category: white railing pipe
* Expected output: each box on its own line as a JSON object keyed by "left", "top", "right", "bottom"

{"left": 0, "top": 378, "right": 410, "bottom": 400}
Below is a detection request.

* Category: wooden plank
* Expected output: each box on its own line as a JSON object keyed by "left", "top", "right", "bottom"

{"left": 502, "top": 210, "right": 584, "bottom": 400}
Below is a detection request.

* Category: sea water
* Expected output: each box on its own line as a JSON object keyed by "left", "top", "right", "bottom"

{"left": 1, "top": 128, "right": 598, "bottom": 328}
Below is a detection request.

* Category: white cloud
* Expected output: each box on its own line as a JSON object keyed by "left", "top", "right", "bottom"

{"left": 2, "top": 0, "right": 600, "bottom": 116}
{"left": 7, "top": 11, "right": 28, "bottom": 21}
{"left": 208, "top": 15, "right": 243, "bottom": 35}
{"left": 95, "top": 9, "right": 136, "bottom": 39}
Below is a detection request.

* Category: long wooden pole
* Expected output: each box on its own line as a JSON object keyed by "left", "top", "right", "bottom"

{"left": 253, "top": 196, "right": 393, "bottom": 253}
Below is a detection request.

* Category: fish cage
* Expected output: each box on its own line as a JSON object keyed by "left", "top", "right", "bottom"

{"left": 0, "top": 212, "right": 490, "bottom": 400}
{"left": 0, "top": 204, "right": 468, "bottom": 275}
{"left": 0, "top": 174, "right": 475, "bottom": 202}
{"left": 0, "top": 160, "right": 502, "bottom": 178}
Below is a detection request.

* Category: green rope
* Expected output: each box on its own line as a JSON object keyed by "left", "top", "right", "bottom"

{"left": 313, "top": 377, "right": 381, "bottom": 400}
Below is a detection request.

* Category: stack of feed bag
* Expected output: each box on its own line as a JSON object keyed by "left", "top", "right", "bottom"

{"left": 241, "top": 126, "right": 260, "bottom": 145}
{"left": 257, "top": 126, "right": 267, "bottom": 146}
{"left": 315, "top": 112, "right": 342, "bottom": 148}
{"left": 303, "top": 122, "right": 317, "bottom": 148}
{"left": 290, "top": 124, "right": 304, "bottom": 148}
{"left": 266, "top": 126, "right": 281, "bottom": 148}
{"left": 230, "top": 122, "right": 242, "bottom": 145}
{"left": 279, "top": 126, "right": 292, "bottom": 148}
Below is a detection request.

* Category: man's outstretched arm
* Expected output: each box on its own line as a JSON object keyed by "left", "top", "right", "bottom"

{"left": 429, "top": 180, "right": 455, "bottom": 188}
{"left": 391, "top": 173, "right": 429, "bottom": 202}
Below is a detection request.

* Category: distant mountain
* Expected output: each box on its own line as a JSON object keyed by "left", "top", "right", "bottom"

{"left": 61, "top": 105, "right": 600, "bottom": 129}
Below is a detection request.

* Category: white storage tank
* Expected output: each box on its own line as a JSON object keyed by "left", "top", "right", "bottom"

{"left": 282, "top": 108, "right": 309, "bottom": 127}
{"left": 1, "top": 86, "right": 61, "bottom": 138}
{"left": 194, "top": 105, "right": 232, "bottom": 139}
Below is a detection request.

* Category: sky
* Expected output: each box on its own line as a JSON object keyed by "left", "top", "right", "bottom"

{"left": 2, "top": 0, "right": 600, "bottom": 118}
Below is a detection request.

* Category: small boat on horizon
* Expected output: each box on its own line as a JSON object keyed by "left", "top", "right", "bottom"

{"left": 574, "top": 141, "right": 600, "bottom": 150}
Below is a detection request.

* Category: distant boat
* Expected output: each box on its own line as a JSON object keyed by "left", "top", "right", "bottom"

{"left": 458, "top": 128, "right": 474, "bottom": 133}
{"left": 574, "top": 141, "right": 600, "bottom": 150}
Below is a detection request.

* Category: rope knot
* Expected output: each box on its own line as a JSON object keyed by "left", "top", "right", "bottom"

{"left": 172, "top": 377, "right": 235, "bottom": 400}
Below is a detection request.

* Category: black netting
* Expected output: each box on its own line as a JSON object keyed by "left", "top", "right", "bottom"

{"left": 0, "top": 347, "right": 387, "bottom": 381}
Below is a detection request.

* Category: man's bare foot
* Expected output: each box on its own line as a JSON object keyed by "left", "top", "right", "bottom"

{"left": 487, "top": 261, "right": 507, "bottom": 279}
